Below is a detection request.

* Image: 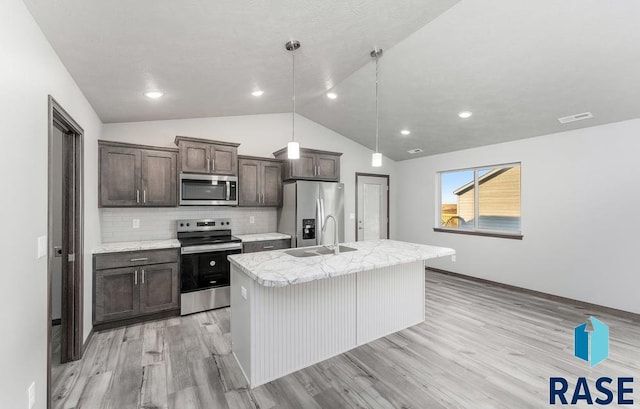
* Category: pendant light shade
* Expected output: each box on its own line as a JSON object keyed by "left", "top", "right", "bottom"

{"left": 371, "top": 48, "right": 383, "bottom": 167}
{"left": 286, "top": 40, "right": 301, "bottom": 159}
{"left": 371, "top": 152, "right": 382, "bottom": 167}
{"left": 287, "top": 141, "right": 300, "bottom": 159}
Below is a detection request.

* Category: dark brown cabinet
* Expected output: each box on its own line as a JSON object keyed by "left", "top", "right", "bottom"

{"left": 273, "top": 147, "right": 342, "bottom": 182}
{"left": 175, "top": 136, "right": 239, "bottom": 175}
{"left": 93, "top": 248, "right": 180, "bottom": 329}
{"left": 242, "top": 238, "right": 291, "bottom": 253}
{"left": 99, "top": 141, "right": 177, "bottom": 207}
{"left": 238, "top": 156, "right": 283, "bottom": 207}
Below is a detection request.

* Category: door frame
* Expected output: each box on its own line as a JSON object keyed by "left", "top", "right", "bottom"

{"left": 47, "top": 96, "right": 85, "bottom": 404}
{"left": 355, "top": 173, "right": 390, "bottom": 241}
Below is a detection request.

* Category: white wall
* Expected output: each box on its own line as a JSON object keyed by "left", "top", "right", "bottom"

{"left": 0, "top": 0, "right": 102, "bottom": 407}
{"left": 102, "top": 113, "right": 397, "bottom": 242}
{"left": 396, "top": 119, "right": 640, "bottom": 314}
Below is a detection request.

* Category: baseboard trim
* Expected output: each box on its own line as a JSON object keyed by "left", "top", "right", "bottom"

{"left": 427, "top": 267, "right": 640, "bottom": 322}
{"left": 83, "top": 328, "right": 95, "bottom": 354}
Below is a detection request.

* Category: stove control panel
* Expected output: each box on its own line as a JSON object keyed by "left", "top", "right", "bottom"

{"left": 177, "top": 218, "right": 232, "bottom": 233}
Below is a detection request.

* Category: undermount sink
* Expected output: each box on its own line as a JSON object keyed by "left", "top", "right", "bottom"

{"left": 285, "top": 245, "right": 357, "bottom": 258}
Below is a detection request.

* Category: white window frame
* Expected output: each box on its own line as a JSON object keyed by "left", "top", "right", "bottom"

{"left": 436, "top": 162, "right": 522, "bottom": 238}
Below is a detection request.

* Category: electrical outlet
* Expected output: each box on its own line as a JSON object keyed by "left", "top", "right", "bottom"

{"left": 451, "top": 255, "right": 456, "bottom": 262}
{"left": 349, "top": 213, "right": 355, "bottom": 220}
{"left": 132, "top": 219, "right": 140, "bottom": 229}
{"left": 249, "top": 216, "right": 255, "bottom": 224}
{"left": 28, "top": 382, "right": 35, "bottom": 409}
{"left": 37, "top": 236, "right": 47, "bottom": 259}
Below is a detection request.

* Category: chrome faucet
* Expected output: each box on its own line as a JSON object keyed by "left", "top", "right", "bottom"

{"left": 322, "top": 214, "right": 340, "bottom": 255}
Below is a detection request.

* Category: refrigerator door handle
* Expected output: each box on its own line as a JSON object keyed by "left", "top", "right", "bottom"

{"left": 316, "top": 198, "right": 322, "bottom": 245}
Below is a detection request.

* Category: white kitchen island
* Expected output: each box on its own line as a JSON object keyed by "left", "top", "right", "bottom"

{"left": 227, "top": 239, "right": 455, "bottom": 388}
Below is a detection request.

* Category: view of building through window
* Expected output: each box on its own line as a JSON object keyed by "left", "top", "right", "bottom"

{"left": 439, "top": 164, "right": 521, "bottom": 233}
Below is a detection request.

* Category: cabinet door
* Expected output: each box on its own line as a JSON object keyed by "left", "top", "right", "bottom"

{"left": 238, "top": 158, "right": 261, "bottom": 206}
{"left": 262, "top": 161, "right": 283, "bottom": 206}
{"left": 141, "top": 150, "right": 177, "bottom": 206}
{"left": 95, "top": 267, "right": 140, "bottom": 323}
{"left": 139, "top": 263, "right": 179, "bottom": 314}
{"left": 212, "top": 145, "right": 238, "bottom": 175}
{"left": 99, "top": 146, "right": 141, "bottom": 206}
{"left": 180, "top": 141, "right": 211, "bottom": 173}
{"left": 316, "top": 153, "right": 340, "bottom": 181}
{"left": 291, "top": 152, "right": 316, "bottom": 179}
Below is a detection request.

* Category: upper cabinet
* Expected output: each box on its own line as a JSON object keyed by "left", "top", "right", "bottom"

{"left": 238, "top": 156, "right": 283, "bottom": 207}
{"left": 99, "top": 141, "right": 177, "bottom": 207}
{"left": 273, "top": 147, "right": 342, "bottom": 182}
{"left": 174, "top": 136, "right": 239, "bottom": 175}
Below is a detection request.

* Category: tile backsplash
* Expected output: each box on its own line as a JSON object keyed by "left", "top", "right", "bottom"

{"left": 100, "top": 207, "right": 278, "bottom": 242}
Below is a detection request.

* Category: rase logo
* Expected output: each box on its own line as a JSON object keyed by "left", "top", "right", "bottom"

{"left": 549, "top": 317, "right": 634, "bottom": 405}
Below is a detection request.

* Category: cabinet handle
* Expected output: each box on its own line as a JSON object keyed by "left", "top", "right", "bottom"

{"left": 261, "top": 192, "right": 264, "bottom": 204}
{"left": 211, "top": 159, "right": 215, "bottom": 172}
{"left": 263, "top": 245, "right": 275, "bottom": 249}
{"left": 207, "top": 158, "right": 210, "bottom": 172}
{"left": 141, "top": 269, "right": 145, "bottom": 284}
{"left": 136, "top": 189, "right": 140, "bottom": 203}
{"left": 143, "top": 190, "right": 146, "bottom": 204}
{"left": 130, "top": 257, "right": 148, "bottom": 262}
{"left": 134, "top": 270, "right": 138, "bottom": 285}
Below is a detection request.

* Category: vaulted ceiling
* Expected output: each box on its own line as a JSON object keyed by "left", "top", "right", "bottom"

{"left": 24, "top": 0, "right": 640, "bottom": 160}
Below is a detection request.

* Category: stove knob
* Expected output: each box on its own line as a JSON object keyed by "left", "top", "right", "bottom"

{"left": 210, "top": 261, "right": 216, "bottom": 267}
{"left": 180, "top": 223, "right": 184, "bottom": 227}
{"left": 226, "top": 221, "right": 230, "bottom": 225}
{"left": 186, "top": 223, "right": 190, "bottom": 227}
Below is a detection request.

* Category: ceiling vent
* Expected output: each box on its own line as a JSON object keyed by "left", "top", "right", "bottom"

{"left": 407, "top": 148, "right": 423, "bottom": 154}
{"left": 558, "top": 112, "right": 593, "bottom": 124}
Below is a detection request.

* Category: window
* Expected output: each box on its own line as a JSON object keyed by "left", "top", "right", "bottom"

{"left": 437, "top": 163, "right": 521, "bottom": 238}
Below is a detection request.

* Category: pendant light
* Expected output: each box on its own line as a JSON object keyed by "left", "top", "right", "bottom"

{"left": 286, "top": 40, "right": 301, "bottom": 159}
{"left": 371, "top": 48, "right": 383, "bottom": 167}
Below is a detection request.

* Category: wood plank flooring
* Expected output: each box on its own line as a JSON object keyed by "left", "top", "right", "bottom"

{"left": 51, "top": 271, "right": 640, "bottom": 408}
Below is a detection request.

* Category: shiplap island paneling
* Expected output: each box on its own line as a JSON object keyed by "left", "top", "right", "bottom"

{"left": 228, "top": 240, "right": 454, "bottom": 387}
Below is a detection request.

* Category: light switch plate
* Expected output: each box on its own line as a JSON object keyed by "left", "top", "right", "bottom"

{"left": 37, "top": 236, "right": 47, "bottom": 259}
{"left": 28, "top": 382, "right": 35, "bottom": 409}
{"left": 241, "top": 286, "right": 248, "bottom": 300}
{"left": 451, "top": 255, "right": 456, "bottom": 262}
{"left": 249, "top": 216, "right": 255, "bottom": 224}
{"left": 349, "top": 213, "right": 355, "bottom": 220}
{"left": 132, "top": 219, "right": 140, "bottom": 229}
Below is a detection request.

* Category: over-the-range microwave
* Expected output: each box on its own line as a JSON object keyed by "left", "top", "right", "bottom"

{"left": 179, "top": 173, "right": 237, "bottom": 206}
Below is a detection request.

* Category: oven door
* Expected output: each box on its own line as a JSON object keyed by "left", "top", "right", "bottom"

{"left": 180, "top": 243, "right": 242, "bottom": 292}
{"left": 180, "top": 173, "right": 237, "bottom": 206}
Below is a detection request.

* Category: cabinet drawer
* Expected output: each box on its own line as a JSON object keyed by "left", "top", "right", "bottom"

{"left": 243, "top": 239, "right": 291, "bottom": 253}
{"left": 95, "top": 248, "right": 179, "bottom": 270}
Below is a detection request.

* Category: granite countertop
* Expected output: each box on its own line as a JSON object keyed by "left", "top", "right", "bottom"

{"left": 92, "top": 239, "right": 181, "bottom": 254}
{"left": 228, "top": 239, "right": 455, "bottom": 287}
{"left": 235, "top": 232, "right": 291, "bottom": 242}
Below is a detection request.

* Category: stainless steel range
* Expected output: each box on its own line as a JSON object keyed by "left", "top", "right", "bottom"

{"left": 177, "top": 218, "right": 242, "bottom": 315}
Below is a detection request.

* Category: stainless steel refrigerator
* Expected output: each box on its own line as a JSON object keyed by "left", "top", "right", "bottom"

{"left": 277, "top": 181, "right": 345, "bottom": 248}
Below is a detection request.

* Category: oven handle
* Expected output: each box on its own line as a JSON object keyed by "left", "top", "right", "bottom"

{"left": 181, "top": 243, "right": 242, "bottom": 254}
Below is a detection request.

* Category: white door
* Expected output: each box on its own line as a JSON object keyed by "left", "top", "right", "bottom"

{"left": 356, "top": 175, "right": 388, "bottom": 241}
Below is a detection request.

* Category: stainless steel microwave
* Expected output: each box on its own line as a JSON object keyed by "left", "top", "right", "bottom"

{"left": 179, "top": 173, "right": 238, "bottom": 206}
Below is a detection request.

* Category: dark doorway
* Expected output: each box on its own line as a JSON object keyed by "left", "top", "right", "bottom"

{"left": 47, "top": 96, "right": 84, "bottom": 407}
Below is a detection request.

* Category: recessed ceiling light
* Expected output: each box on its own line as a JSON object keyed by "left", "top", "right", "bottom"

{"left": 400, "top": 129, "right": 411, "bottom": 135}
{"left": 326, "top": 92, "right": 337, "bottom": 100}
{"left": 144, "top": 91, "right": 164, "bottom": 99}
{"left": 251, "top": 90, "right": 264, "bottom": 97}
{"left": 407, "top": 148, "right": 423, "bottom": 154}
{"left": 458, "top": 111, "right": 472, "bottom": 119}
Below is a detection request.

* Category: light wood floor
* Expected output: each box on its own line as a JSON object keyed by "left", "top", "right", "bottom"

{"left": 51, "top": 271, "right": 640, "bottom": 409}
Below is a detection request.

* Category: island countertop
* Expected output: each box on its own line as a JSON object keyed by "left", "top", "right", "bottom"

{"left": 228, "top": 239, "right": 455, "bottom": 287}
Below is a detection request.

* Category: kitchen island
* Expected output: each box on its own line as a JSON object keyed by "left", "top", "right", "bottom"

{"left": 227, "top": 239, "right": 455, "bottom": 388}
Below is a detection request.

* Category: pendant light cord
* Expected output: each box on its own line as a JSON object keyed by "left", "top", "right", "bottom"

{"left": 375, "top": 50, "right": 379, "bottom": 153}
{"left": 292, "top": 45, "right": 296, "bottom": 143}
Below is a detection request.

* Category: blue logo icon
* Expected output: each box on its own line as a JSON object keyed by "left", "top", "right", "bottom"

{"left": 574, "top": 316, "right": 609, "bottom": 367}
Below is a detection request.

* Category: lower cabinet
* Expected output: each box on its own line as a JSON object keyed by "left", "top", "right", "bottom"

{"left": 242, "top": 238, "right": 291, "bottom": 253}
{"left": 94, "top": 248, "right": 179, "bottom": 328}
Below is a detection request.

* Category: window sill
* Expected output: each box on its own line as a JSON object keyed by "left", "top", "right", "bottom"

{"left": 433, "top": 228, "right": 523, "bottom": 240}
